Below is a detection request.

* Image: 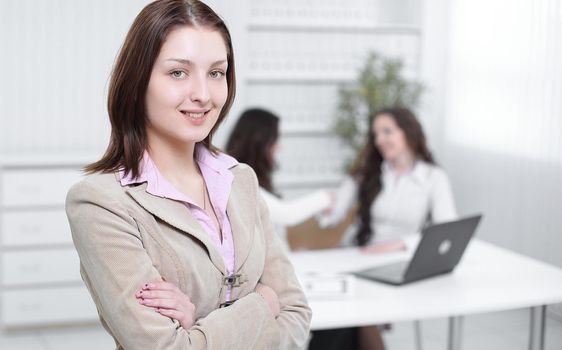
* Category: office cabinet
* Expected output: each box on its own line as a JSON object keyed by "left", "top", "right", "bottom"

{"left": 0, "top": 156, "right": 98, "bottom": 328}
{"left": 243, "top": 1, "right": 422, "bottom": 198}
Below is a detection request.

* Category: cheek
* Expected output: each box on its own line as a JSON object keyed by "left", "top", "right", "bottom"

{"left": 161, "top": 83, "right": 186, "bottom": 105}
{"left": 375, "top": 135, "right": 391, "bottom": 147}
{"left": 386, "top": 136, "right": 398, "bottom": 147}
{"left": 213, "top": 81, "right": 228, "bottom": 106}
{"left": 147, "top": 79, "right": 184, "bottom": 112}
{"left": 394, "top": 133, "right": 409, "bottom": 150}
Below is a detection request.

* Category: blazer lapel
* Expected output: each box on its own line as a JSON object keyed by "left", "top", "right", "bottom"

{"left": 125, "top": 183, "right": 227, "bottom": 275}
{"left": 227, "top": 183, "right": 256, "bottom": 273}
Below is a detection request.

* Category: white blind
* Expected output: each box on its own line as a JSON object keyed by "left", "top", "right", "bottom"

{"left": 443, "top": 0, "right": 562, "bottom": 266}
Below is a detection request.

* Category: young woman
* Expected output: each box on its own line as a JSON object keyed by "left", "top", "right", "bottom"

{"left": 225, "top": 108, "right": 334, "bottom": 248}
{"left": 322, "top": 107, "right": 457, "bottom": 249}
{"left": 316, "top": 108, "right": 457, "bottom": 350}
{"left": 65, "top": 1, "right": 311, "bottom": 349}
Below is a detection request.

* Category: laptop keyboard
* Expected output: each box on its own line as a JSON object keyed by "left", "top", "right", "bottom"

{"left": 365, "top": 261, "right": 408, "bottom": 278}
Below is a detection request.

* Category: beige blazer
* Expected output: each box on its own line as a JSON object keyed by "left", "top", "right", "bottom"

{"left": 66, "top": 163, "right": 311, "bottom": 350}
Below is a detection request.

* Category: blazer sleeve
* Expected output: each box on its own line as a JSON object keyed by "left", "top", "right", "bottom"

{"left": 252, "top": 175, "right": 313, "bottom": 349}
{"left": 259, "top": 187, "right": 331, "bottom": 226}
{"left": 66, "top": 179, "right": 304, "bottom": 350}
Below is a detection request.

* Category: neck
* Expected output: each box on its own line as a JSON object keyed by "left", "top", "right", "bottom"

{"left": 147, "top": 137, "right": 200, "bottom": 183}
{"left": 389, "top": 152, "right": 416, "bottom": 175}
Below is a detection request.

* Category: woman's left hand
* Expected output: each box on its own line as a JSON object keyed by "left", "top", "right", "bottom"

{"left": 135, "top": 278, "right": 196, "bottom": 329}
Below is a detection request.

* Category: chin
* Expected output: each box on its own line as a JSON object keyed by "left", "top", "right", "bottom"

{"left": 189, "top": 134, "right": 211, "bottom": 144}
{"left": 170, "top": 131, "right": 210, "bottom": 145}
{"left": 383, "top": 154, "right": 398, "bottom": 162}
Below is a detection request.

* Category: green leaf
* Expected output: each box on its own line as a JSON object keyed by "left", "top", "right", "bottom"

{"left": 333, "top": 51, "right": 425, "bottom": 173}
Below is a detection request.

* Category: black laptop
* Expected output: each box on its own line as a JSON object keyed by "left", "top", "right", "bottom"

{"left": 352, "top": 215, "right": 482, "bottom": 285}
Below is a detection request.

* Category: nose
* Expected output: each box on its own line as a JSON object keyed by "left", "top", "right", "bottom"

{"left": 189, "top": 73, "right": 211, "bottom": 105}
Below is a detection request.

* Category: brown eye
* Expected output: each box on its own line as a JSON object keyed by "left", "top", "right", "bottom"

{"left": 171, "top": 70, "right": 187, "bottom": 79}
{"left": 209, "top": 70, "right": 225, "bottom": 79}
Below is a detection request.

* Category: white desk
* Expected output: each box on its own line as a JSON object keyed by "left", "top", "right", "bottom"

{"left": 289, "top": 239, "right": 562, "bottom": 350}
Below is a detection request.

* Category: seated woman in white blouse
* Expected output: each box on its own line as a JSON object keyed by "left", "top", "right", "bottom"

{"left": 316, "top": 107, "right": 458, "bottom": 350}
{"left": 226, "top": 108, "right": 334, "bottom": 248}
{"left": 322, "top": 107, "right": 457, "bottom": 251}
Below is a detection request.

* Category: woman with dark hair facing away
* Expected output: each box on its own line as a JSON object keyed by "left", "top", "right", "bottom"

{"left": 226, "top": 108, "right": 334, "bottom": 248}
{"left": 65, "top": 1, "right": 311, "bottom": 349}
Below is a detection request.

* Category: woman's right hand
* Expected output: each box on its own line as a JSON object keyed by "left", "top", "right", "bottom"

{"left": 360, "top": 239, "right": 406, "bottom": 254}
{"left": 135, "top": 278, "right": 196, "bottom": 329}
{"left": 254, "top": 282, "right": 280, "bottom": 318}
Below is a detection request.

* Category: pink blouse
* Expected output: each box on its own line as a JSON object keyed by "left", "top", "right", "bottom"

{"left": 120, "top": 144, "right": 238, "bottom": 300}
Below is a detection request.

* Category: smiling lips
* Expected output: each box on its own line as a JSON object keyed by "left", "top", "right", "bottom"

{"left": 183, "top": 111, "right": 206, "bottom": 119}
{"left": 181, "top": 110, "right": 210, "bottom": 125}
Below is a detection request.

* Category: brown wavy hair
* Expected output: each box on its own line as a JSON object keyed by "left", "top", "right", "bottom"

{"left": 351, "top": 107, "right": 435, "bottom": 246}
{"left": 225, "top": 108, "right": 279, "bottom": 193}
{"left": 85, "top": 0, "right": 236, "bottom": 178}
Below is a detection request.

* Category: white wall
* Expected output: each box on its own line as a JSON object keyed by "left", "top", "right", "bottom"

{"left": 418, "top": 0, "right": 450, "bottom": 157}
{"left": 435, "top": 0, "right": 562, "bottom": 268}
{"left": 0, "top": 0, "right": 153, "bottom": 154}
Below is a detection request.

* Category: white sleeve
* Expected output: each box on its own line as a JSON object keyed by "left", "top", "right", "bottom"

{"left": 317, "top": 176, "right": 358, "bottom": 228}
{"left": 430, "top": 168, "right": 458, "bottom": 223}
{"left": 259, "top": 187, "right": 331, "bottom": 226}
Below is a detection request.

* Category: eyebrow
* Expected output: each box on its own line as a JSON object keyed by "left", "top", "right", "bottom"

{"left": 165, "top": 58, "right": 227, "bottom": 66}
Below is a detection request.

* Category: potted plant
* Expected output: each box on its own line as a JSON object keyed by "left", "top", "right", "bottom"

{"left": 333, "top": 52, "right": 424, "bottom": 170}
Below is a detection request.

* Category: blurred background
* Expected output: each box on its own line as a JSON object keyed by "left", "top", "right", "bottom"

{"left": 0, "top": 0, "right": 561, "bottom": 348}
